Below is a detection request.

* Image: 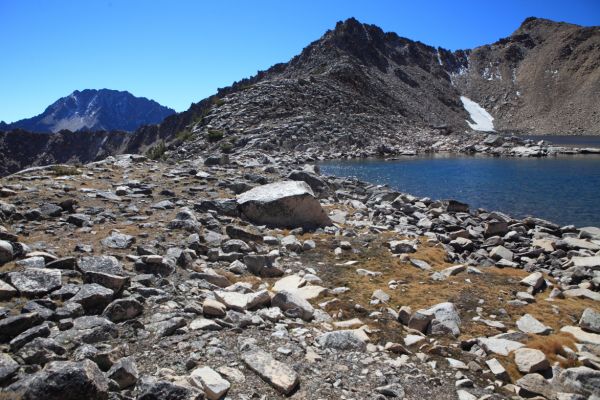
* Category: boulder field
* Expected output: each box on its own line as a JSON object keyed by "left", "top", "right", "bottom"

{"left": 0, "top": 153, "right": 598, "bottom": 399}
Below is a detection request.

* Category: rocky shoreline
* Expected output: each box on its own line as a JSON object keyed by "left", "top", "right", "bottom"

{"left": 300, "top": 133, "right": 600, "bottom": 162}
{"left": 0, "top": 152, "right": 599, "bottom": 399}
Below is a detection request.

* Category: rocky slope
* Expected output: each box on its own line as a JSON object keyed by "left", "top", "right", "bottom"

{"left": 1, "top": 89, "right": 175, "bottom": 133}
{"left": 0, "top": 129, "right": 129, "bottom": 177}
{"left": 451, "top": 17, "right": 600, "bottom": 134}
{"left": 0, "top": 153, "right": 599, "bottom": 399}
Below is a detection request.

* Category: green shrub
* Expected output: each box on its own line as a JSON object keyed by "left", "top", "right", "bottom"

{"left": 220, "top": 142, "right": 234, "bottom": 153}
{"left": 50, "top": 165, "right": 80, "bottom": 176}
{"left": 207, "top": 129, "right": 224, "bottom": 142}
{"left": 176, "top": 130, "right": 194, "bottom": 142}
{"left": 238, "top": 83, "right": 254, "bottom": 91}
{"left": 213, "top": 98, "right": 225, "bottom": 107}
{"left": 146, "top": 141, "right": 167, "bottom": 160}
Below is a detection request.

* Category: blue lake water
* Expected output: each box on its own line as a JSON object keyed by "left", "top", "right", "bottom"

{"left": 320, "top": 154, "right": 600, "bottom": 228}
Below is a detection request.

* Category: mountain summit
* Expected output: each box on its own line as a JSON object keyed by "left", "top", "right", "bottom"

{"left": 2, "top": 89, "right": 175, "bottom": 133}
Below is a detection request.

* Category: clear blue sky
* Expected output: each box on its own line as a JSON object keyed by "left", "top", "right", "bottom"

{"left": 1, "top": 0, "right": 598, "bottom": 122}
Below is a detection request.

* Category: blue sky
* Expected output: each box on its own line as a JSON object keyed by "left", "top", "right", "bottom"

{"left": 1, "top": 0, "right": 599, "bottom": 122}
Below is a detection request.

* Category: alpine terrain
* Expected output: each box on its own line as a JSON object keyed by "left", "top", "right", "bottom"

{"left": 0, "top": 17, "right": 598, "bottom": 176}
{"left": 0, "top": 17, "right": 599, "bottom": 400}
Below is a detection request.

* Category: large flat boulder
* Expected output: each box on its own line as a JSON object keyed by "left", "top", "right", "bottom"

{"left": 516, "top": 314, "right": 552, "bottom": 335}
{"left": 236, "top": 181, "right": 332, "bottom": 229}
{"left": 7, "top": 268, "right": 62, "bottom": 297}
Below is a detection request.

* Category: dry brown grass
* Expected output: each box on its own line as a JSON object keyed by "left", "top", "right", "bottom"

{"left": 295, "top": 232, "right": 593, "bottom": 346}
{"left": 504, "top": 362, "right": 522, "bottom": 383}
{"left": 499, "top": 332, "right": 581, "bottom": 382}
{"left": 525, "top": 332, "right": 579, "bottom": 367}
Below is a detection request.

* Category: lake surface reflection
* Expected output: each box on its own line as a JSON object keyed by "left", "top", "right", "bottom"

{"left": 320, "top": 154, "right": 600, "bottom": 228}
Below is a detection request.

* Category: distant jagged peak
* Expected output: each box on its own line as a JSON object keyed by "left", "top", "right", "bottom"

{"left": 4, "top": 89, "right": 175, "bottom": 133}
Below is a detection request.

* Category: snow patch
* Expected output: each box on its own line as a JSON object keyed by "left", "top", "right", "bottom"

{"left": 460, "top": 96, "right": 494, "bottom": 132}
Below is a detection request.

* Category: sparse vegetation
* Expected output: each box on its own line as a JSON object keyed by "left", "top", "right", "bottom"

{"left": 49, "top": 165, "right": 81, "bottom": 176}
{"left": 238, "top": 83, "right": 254, "bottom": 91}
{"left": 175, "top": 129, "right": 194, "bottom": 142}
{"left": 220, "top": 142, "right": 233, "bottom": 153}
{"left": 525, "top": 332, "right": 579, "bottom": 368}
{"left": 207, "top": 129, "right": 224, "bottom": 142}
{"left": 146, "top": 141, "right": 167, "bottom": 160}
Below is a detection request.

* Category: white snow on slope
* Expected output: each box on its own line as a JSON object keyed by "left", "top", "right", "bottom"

{"left": 460, "top": 96, "right": 494, "bottom": 132}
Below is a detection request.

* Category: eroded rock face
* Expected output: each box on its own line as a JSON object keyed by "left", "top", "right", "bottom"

{"left": 236, "top": 181, "right": 332, "bottom": 229}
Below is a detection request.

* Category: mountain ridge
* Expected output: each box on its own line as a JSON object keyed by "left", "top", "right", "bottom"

{"left": 0, "top": 17, "right": 598, "bottom": 176}
{"left": 2, "top": 89, "right": 175, "bottom": 133}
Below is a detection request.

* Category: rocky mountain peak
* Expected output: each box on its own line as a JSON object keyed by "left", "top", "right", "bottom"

{"left": 0, "top": 17, "right": 598, "bottom": 177}
{"left": 3, "top": 89, "right": 175, "bottom": 134}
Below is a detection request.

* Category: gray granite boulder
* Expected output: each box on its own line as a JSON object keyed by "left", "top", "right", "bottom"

{"left": 236, "top": 181, "right": 332, "bottom": 229}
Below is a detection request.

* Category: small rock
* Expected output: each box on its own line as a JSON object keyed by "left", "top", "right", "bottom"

{"left": 271, "top": 290, "right": 314, "bottom": 321}
{"left": 580, "top": 308, "right": 600, "bottom": 333}
{"left": 203, "top": 298, "right": 227, "bottom": 317}
{"left": 409, "top": 259, "right": 431, "bottom": 271}
{"left": 316, "top": 329, "right": 369, "bottom": 351}
{"left": 520, "top": 272, "right": 544, "bottom": 290}
{"left": 485, "top": 358, "right": 509, "bottom": 381}
{"left": 514, "top": 348, "right": 549, "bottom": 373}
{"left": 516, "top": 314, "right": 552, "bottom": 335}
{"left": 107, "top": 356, "right": 139, "bottom": 389}
{"left": 101, "top": 231, "right": 135, "bottom": 249}
{"left": 241, "top": 348, "right": 299, "bottom": 395}
{"left": 0, "top": 353, "right": 19, "bottom": 383}
{"left": 190, "top": 366, "right": 230, "bottom": 400}
{"left": 0, "top": 240, "right": 14, "bottom": 264}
